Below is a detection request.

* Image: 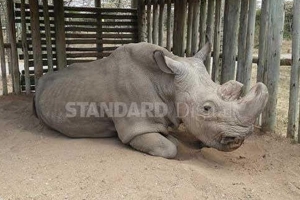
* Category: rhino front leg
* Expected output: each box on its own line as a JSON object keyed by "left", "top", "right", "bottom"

{"left": 129, "top": 133, "right": 177, "bottom": 158}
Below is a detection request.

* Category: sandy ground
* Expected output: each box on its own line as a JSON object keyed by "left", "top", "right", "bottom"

{"left": 0, "top": 95, "right": 300, "bottom": 200}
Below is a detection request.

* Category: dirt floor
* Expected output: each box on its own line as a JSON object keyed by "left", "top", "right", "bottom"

{"left": 0, "top": 95, "right": 300, "bottom": 200}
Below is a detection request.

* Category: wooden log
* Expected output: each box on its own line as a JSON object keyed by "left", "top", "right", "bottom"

{"left": 173, "top": 0, "right": 187, "bottom": 56}
{"left": 147, "top": 1, "right": 152, "bottom": 43}
{"left": 137, "top": 0, "right": 146, "bottom": 42}
{"left": 287, "top": 0, "right": 300, "bottom": 140}
{"left": 186, "top": 0, "right": 194, "bottom": 57}
{"left": 29, "top": 0, "right": 44, "bottom": 83}
{"left": 21, "top": 0, "right": 31, "bottom": 94}
{"left": 173, "top": 0, "right": 178, "bottom": 52}
{"left": 257, "top": 0, "right": 269, "bottom": 83}
{"left": 158, "top": 0, "right": 165, "bottom": 46}
{"left": 204, "top": 0, "right": 215, "bottom": 72}
{"left": 243, "top": 0, "right": 257, "bottom": 92}
{"left": 199, "top": 0, "right": 207, "bottom": 49}
{"left": 42, "top": 0, "right": 54, "bottom": 72}
{"left": 53, "top": 0, "right": 67, "bottom": 69}
{"left": 152, "top": 0, "right": 159, "bottom": 45}
{"left": 0, "top": 13, "right": 8, "bottom": 95}
{"left": 261, "top": 0, "right": 285, "bottom": 132}
{"left": 131, "top": 0, "right": 138, "bottom": 8}
{"left": 212, "top": 0, "right": 222, "bottom": 83}
{"left": 6, "top": 0, "right": 20, "bottom": 94}
{"left": 236, "top": 0, "right": 249, "bottom": 83}
{"left": 166, "top": 0, "right": 172, "bottom": 51}
{"left": 95, "top": 0, "right": 101, "bottom": 7}
{"left": 221, "top": 0, "right": 241, "bottom": 84}
{"left": 191, "top": 0, "right": 200, "bottom": 55}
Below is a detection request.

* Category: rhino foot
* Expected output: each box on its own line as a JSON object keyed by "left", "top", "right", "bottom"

{"left": 129, "top": 133, "right": 177, "bottom": 159}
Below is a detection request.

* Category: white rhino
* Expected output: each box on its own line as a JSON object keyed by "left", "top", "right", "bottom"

{"left": 34, "top": 42, "right": 268, "bottom": 158}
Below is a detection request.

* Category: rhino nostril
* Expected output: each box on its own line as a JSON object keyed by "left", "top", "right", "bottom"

{"left": 220, "top": 136, "right": 242, "bottom": 145}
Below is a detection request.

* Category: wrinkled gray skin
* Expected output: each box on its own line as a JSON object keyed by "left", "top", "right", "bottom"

{"left": 34, "top": 42, "right": 268, "bottom": 158}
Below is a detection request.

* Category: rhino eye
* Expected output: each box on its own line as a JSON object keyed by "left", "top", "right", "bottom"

{"left": 204, "top": 106, "right": 211, "bottom": 112}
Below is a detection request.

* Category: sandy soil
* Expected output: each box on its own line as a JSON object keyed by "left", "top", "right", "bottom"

{"left": 0, "top": 95, "right": 300, "bottom": 200}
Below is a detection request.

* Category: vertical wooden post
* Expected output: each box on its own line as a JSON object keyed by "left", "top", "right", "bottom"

{"left": 173, "top": 0, "right": 178, "bottom": 53}
{"left": 158, "top": 0, "right": 165, "bottom": 47}
{"left": 0, "top": 13, "right": 8, "bottom": 95}
{"left": 236, "top": 0, "right": 249, "bottom": 83}
{"left": 42, "top": 0, "right": 54, "bottom": 72}
{"left": 186, "top": 0, "right": 194, "bottom": 57}
{"left": 257, "top": 0, "right": 269, "bottom": 83}
{"left": 287, "top": 0, "right": 300, "bottom": 139}
{"left": 191, "top": 0, "right": 200, "bottom": 55}
{"left": 221, "top": 0, "right": 240, "bottom": 84}
{"left": 29, "top": 0, "right": 43, "bottom": 84}
{"left": 6, "top": 0, "right": 20, "bottom": 94}
{"left": 199, "top": 0, "right": 207, "bottom": 49}
{"left": 204, "top": 0, "right": 215, "bottom": 72}
{"left": 138, "top": 0, "right": 146, "bottom": 42}
{"left": 261, "top": 0, "right": 285, "bottom": 132}
{"left": 21, "top": 0, "right": 31, "bottom": 94}
{"left": 173, "top": 0, "right": 187, "bottom": 56}
{"left": 212, "top": 0, "right": 222, "bottom": 83}
{"left": 166, "top": 0, "right": 172, "bottom": 51}
{"left": 95, "top": 0, "right": 101, "bottom": 7}
{"left": 147, "top": 1, "right": 152, "bottom": 43}
{"left": 53, "top": 0, "right": 67, "bottom": 69}
{"left": 243, "top": 0, "right": 257, "bottom": 92}
{"left": 152, "top": 0, "right": 159, "bottom": 45}
{"left": 131, "top": 0, "right": 138, "bottom": 8}
{"left": 95, "top": 0, "right": 103, "bottom": 59}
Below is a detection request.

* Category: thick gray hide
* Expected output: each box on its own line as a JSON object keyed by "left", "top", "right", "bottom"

{"left": 36, "top": 43, "right": 178, "bottom": 141}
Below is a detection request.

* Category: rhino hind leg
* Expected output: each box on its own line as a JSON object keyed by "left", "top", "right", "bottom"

{"left": 129, "top": 133, "right": 177, "bottom": 159}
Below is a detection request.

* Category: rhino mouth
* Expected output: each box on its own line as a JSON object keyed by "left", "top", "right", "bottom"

{"left": 217, "top": 135, "right": 245, "bottom": 152}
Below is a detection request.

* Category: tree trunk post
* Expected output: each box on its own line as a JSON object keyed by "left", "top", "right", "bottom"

{"left": 173, "top": 0, "right": 187, "bottom": 56}
{"left": 236, "top": 0, "right": 249, "bottom": 83}
{"left": 0, "top": 13, "right": 8, "bottom": 95}
{"left": 21, "top": 0, "right": 31, "bottom": 94}
{"left": 29, "top": 0, "right": 43, "bottom": 85}
{"left": 204, "top": 0, "right": 215, "bottom": 72}
{"left": 191, "top": 0, "right": 200, "bottom": 55}
{"left": 243, "top": 0, "right": 257, "bottom": 93}
{"left": 166, "top": 0, "right": 172, "bottom": 51}
{"left": 138, "top": 0, "right": 146, "bottom": 42}
{"left": 186, "top": 0, "right": 194, "bottom": 57}
{"left": 287, "top": 0, "right": 300, "bottom": 140}
{"left": 158, "top": 0, "right": 165, "bottom": 47}
{"left": 212, "top": 0, "right": 222, "bottom": 83}
{"left": 261, "top": 0, "right": 285, "bottom": 132}
{"left": 199, "top": 0, "right": 207, "bottom": 50}
{"left": 152, "top": 0, "right": 159, "bottom": 45}
{"left": 147, "top": 0, "right": 153, "bottom": 43}
{"left": 6, "top": 0, "right": 20, "bottom": 94}
{"left": 53, "top": 0, "right": 67, "bottom": 70}
{"left": 42, "top": 0, "right": 54, "bottom": 72}
{"left": 221, "top": 0, "right": 240, "bottom": 84}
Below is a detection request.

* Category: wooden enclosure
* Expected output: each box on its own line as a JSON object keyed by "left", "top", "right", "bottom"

{"left": 14, "top": 1, "right": 138, "bottom": 92}
{"left": 1, "top": 0, "right": 300, "bottom": 142}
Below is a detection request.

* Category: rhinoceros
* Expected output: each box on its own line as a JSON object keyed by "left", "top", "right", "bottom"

{"left": 34, "top": 42, "right": 268, "bottom": 158}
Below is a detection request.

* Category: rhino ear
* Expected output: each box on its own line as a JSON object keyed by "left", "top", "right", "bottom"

{"left": 153, "top": 50, "right": 183, "bottom": 75}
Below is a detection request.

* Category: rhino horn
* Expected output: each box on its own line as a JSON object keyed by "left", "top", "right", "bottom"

{"left": 218, "top": 80, "right": 244, "bottom": 101}
{"left": 237, "top": 83, "right": 269, "bottom": 125}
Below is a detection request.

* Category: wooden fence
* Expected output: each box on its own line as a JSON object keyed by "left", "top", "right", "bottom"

{"left": 1, "top": 0, "right": 300, "bottom": 142}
